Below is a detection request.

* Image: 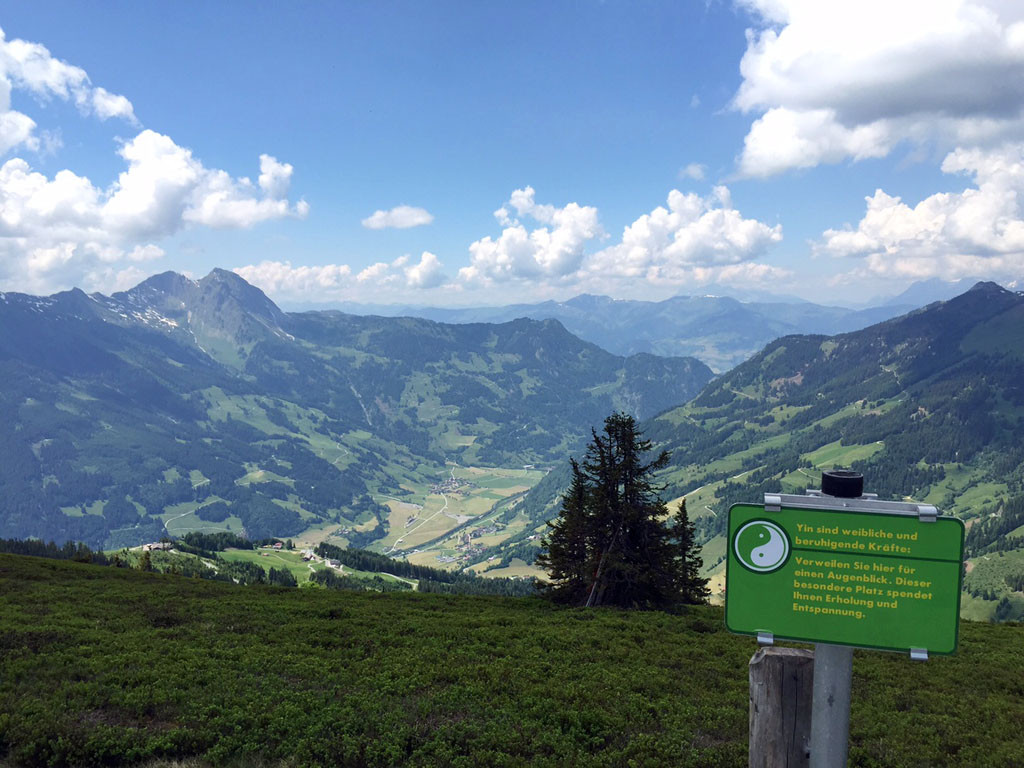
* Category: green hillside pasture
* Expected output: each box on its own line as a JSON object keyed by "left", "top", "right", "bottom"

{"left": 699, "top": 534, "right": 727, "bottom": 576}
{"left": 159, "top": 500, "right": 241, "bottom": 537}
{"left": 301, "top": 427, "right": 362, "bottom": 473}
{"left": 916, "top": 459, "right": 1007, "bottom": 517}
{"left": 915, "top": 460, "right": 1009, "bottom": 517}
{"left": 201, "top": 391, "right": 363, "bottom": 475}
{"left": 778, "top": 466, "right": 819, "bottom": 492}
{"left": 767, "top": 404, "right": 812, "bottom": 426}
{"left": 813, "top": 399, "right": 880, "bottom": 430}
{"left": 2, "top": 555, "right": 1023, "bottom": 767}
{"left": 439, "top": 422, "right": 477, "bottom": 450}
{"left": 700, "top": 433, "right": 790, "bottom": 477}
{"left": 950, "top": 480, "right": 1009, "bottom": 517}
{"left": 235, "top": 467, "right": 294, "bottom": 487}
{"left": 217, "top": 547, "right": 408, "bottom": 587}
{"left": 959, "top": 588, "right": 1024, "bottom": 623}
{"left": 158, "top": 501, "right": 240, "bottom": 536}
{"left": 201, "top": 388, "right": 289, "bottom": 435}
{"left": 698, "top": 535, "right": 729, "bottom": 605}
{"left": 218, "top": 548, "right": 316, "bottom": 582}
{"left": 59, "top": 500, "right": 106, "bottom": 518}
{"left": 668, "top": 484, "right": 722, "bottom": 519}
{"left": 661, "top": 433, "right": 795, "bottom": 496}
{"left": 803, "top": 440, "right": 885, "bottom": 469}
{"left": 477, "top": 558, "right": 543, "bottom": 580}
{"left": 965, "top": 547, "right": 1024, "bottom": 597}
{"left": 270, "top": 498, "right": 309, "bottom": 519}
{"left": 290, "top": 519, "right": 357, "bottom": 552}
{"left": 959, "top": 591, "right": 999, "bottom": 623}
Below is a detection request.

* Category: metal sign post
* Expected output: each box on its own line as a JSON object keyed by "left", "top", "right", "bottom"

{"left": 809, "top": 643, "right": 853, "bottom": 768}
{"left": 727, "top": 470, "right": 965, "bottom": 767}
{"left": 810, "top": 472, "right": 859, "bottom": 768}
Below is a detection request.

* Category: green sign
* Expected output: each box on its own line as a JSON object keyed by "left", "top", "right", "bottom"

{"left": 726, "top": 503, "right": 965, "bottom": 654}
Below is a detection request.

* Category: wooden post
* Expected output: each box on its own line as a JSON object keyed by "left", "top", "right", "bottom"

{"left": 749, "top": 647, "right": 814, "bottom": 768}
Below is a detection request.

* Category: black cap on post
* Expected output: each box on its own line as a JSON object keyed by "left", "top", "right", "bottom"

{"left": 821, "top": 469, "right": 864, "bottom": 498}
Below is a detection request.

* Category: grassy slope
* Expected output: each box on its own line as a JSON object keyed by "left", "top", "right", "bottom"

{"left": 2, "top": 555, "right": 1023, "bottom": 768}
{"left": 963, "top": 548, "right": 1024, "bottom": 621}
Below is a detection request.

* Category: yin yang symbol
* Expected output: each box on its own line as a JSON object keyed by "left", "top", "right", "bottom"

{"left": 734, "top": 520, "right": 790, "bottom": 573}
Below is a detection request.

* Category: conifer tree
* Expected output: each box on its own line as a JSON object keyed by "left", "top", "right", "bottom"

{"left": 535, "top": 459, "right": 591, "bottom": 604}
{"left": 672, "top": 499, "right": 710, "bottom": 605}
{"left": 538, "top": 412, "right": 702, "bottom": 609}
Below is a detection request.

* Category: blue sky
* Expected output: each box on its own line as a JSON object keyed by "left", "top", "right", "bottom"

{"left": 1, "top": 1, "right": 1022, "bottom": 306}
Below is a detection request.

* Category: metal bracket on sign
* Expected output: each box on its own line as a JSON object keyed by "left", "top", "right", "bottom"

{"left": 909, "top": 647, "right": 928, "bottom": 661}
{"left": 757, "top": 631, "right": 774, "bottom": 646}
{"left": 760, "top": 492, "right": 946, "bottom": 519}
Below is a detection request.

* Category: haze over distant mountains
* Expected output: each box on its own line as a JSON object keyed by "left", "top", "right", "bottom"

{"left": 300, "top": 277, "right": 987, "bottom": 372}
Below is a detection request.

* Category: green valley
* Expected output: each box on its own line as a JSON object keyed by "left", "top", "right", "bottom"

{"left": 0, "top": 269, "right": 712, "bottom": 552}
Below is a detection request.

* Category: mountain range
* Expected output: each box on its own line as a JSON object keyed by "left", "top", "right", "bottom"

{"left": 3, "top": 268, "right": 1023, "bottom": 619}
{"left": 633, "top": 282, "right": 1024, "bottom": 621}
{"left": 308, "top": 278, "right": 1001, "bottom": 374}
{"left": 0, "top": 269, "right": 711, "bottom": 549}
{"left": 312, "top": 293, "right": 920, "bottom": 372}
{"left": 494, "top": 281, "right": 1024, "bottom": 619}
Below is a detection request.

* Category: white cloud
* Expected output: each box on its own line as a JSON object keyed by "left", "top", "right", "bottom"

{"left": 458, "top": 186, "right": 782, "bottom": 298}
{"left": 734, "top": 1, "right": 1024, "bottom": 176}
{"left": 0, "top": 26, "right": 137, "bottom": 157}
{"left": 127, "top": 244, "right": 165, "bottom": 262}
{"left": 582, "top": 186, "right": 783, "bottom": 284}
{"left": 0, "top": 130, "right": 307, "bottom": 294}
{"left": 89, "top": 86, "right": 135, "bottom": 122}
{"left": 361, "top": 205, "right": 434, "bottom": 229}
{"left": 819, "top": 143, "right": 1024, "bottom": 280}
{"left": 237, "top": 186, "right": 784, "bottom": 305}
{"left": 739, "top": 107, "right": 894, "bottom": 177}
{"left": 405, "top": 251, "right": 445, "bottom": 288}
{"left": 234, "top": 261, "right": 354, "bottom": 298}
{"left": 0, "top": 29, "right": 306, "bottom": 295}
{"left": 0, "top": 107, "right": 36, "bottom": 155}
{"left": 234, "top": 252, "right": 448, "bottom": 302}
{"left": 679, "top": 163, "right": 706, "bottom": 181}
{"left": 459, "top": 187, "right": 602, "bottom": 285}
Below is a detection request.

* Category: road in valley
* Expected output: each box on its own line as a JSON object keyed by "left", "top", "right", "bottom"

{"left": 386, "top": 493, "right": 448, "bottom": 554}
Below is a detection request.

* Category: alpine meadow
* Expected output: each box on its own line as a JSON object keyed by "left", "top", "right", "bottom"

{"left": 3, "top": 3, "right": 1024, "bottom": 767}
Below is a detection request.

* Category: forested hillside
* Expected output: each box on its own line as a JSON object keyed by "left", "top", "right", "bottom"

{"left": 344, "top": 291, "right": 917, "bottom": 372}
{"left": 0, "top": 269, "right": 712, "bottom": 549}
{"left": 508, "top": 283, "right": 1024, "bottom": 619}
